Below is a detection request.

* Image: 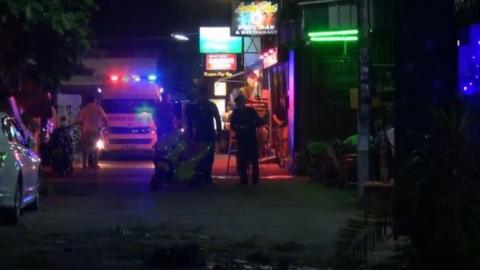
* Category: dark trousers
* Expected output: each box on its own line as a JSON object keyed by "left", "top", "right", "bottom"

{"left": 197, "top": 141, "right": 215, "bottom": 184}
{"left": 237, "top": 149, "right": 259, "bottom": 184}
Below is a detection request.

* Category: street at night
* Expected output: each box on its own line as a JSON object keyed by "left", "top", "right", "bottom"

{"left": 0, "top": 160, "right": 355, "bottom": 269}
{"left": 1, "top": 0, "right": 480, "bottom": 269}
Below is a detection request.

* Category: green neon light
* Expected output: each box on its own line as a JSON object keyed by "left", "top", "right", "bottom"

{"left": 308, "top": 29, "right": 359, "bottom": 37}
{"left": 310, "top": 36, "right": 358, "bottom": 42}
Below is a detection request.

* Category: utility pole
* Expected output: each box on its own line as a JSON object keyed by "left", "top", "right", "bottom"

{"left": 357, "top": 0, "right": 371, "bottom": 203}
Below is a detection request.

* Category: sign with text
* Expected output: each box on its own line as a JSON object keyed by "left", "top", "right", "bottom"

{"left": 206, "top": 54, "right": 237, "bottom": 71}
{"left": 204, "top": 71, "right": 233, "bottom": 78}
{"left": 199, "top": 27, "right": 243, "bottom": 53}
{"left": 232, "top": 1, "right": 279, "bottom": 36}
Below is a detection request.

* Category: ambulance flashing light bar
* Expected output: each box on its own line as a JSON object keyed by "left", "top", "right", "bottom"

{"left": 110, "top": 74, "right": 157, "bottom": 83}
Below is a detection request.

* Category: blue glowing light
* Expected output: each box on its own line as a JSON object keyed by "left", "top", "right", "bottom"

{"left": 459, "top": 23, "right": 480, "bottom": 95}
{"left": 148, "top": 74, "right": 157, "bottom": 81}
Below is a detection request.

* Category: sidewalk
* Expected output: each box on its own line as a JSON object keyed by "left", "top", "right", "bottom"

{"left": 212, "top": 154, "right": 292, "bottom": 181}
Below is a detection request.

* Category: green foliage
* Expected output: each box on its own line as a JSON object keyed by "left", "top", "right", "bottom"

{"left": 399, "top": 105, "right": 480, "bottom": 269}
{"left": 0, "top": 0, "right": 96, "bottom": 92}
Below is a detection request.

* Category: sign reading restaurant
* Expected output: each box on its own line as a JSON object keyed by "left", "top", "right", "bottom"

{"left": 231, "top": 1, "right": 279, "bottom": 36}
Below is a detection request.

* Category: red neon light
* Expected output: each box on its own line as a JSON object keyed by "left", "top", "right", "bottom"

{"left": 110, "top": 75, "right": 119, "bottom": 82}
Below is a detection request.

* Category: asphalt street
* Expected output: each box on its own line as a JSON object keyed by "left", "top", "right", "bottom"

{"left": 0, "top": 160, "right": 357, "bottom": 268}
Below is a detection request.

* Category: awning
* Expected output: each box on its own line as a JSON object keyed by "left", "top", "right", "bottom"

{"left": 455, "top": 0, "right": 480, "bottom": 27}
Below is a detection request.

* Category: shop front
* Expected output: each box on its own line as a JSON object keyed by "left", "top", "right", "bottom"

{"left": 212, "top": 47, "right": 294, "bottom": 178}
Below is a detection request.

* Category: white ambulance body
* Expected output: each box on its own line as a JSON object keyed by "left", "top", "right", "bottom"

{"left": 100, "top": 78, "right": 161, "bottom": 153}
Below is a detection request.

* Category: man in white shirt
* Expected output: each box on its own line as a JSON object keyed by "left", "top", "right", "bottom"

{"left": 75, "top": 95, "right": 108, "bottom": 169}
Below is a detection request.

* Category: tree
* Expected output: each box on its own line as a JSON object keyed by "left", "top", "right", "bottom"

{"left": 0, "top": 0, "right": 96, "bottom": 93}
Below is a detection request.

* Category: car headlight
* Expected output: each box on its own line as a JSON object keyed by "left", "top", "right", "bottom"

{"left": 96, "top": 139, "right": 105, "bottom": 150}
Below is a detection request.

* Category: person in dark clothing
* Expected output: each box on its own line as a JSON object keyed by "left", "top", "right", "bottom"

{"left": 154, "top": 93, "right": 177, "bottom": 136}
{"left": 186, "top": 87, "right": 222, "bottom": 185}
{"left": 230, "top": 94, "right": 263, "bottom": 185}
{"left": 273, "top": 98, "right": 289, "bottom": 158}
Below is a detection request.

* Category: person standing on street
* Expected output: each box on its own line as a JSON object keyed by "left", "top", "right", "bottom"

{"left": 154, "top": 93, "right": 177, "bottom": 136}
{"left": 186, "top": 87, "right": 222, "bottom": 185}
{"left": 75, "top": 95, "right": 108, "bottom": 169}
{"left": 273, "top": 98, "right": 289, "bottom": 158}
{"left": 230, "top": 94, "right": 263, "bottom": 185}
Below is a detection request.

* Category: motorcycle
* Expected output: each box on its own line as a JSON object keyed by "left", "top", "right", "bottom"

{"left": 150, "top": 130, "right": 211, "bottom": 189}
{"left": 49, "top": 125, "right": 75, "bottom": 176}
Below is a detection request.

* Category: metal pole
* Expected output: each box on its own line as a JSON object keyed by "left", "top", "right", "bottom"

{"left": 357, "top": 0, "right": 371, "bottom": 203}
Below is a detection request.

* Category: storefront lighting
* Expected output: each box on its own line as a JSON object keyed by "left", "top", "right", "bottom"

{"left": 308, "top": 29, "right": 358, "bottom": 37}
{"left": 310, "top": 36, "right": 358, "bottom": 42}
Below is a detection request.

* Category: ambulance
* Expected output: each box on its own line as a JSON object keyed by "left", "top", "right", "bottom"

{"left": 99, "top": 73, "right": 161, "bottom": 154}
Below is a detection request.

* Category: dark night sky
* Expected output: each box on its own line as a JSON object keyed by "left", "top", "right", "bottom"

{"left": 92, "top": 0, "right": 232, "bottom": 41}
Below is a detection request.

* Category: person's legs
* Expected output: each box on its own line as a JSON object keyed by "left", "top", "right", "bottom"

{"left": 81, "top": 132, "right": 89, "bottom": 169}
{"left": 82, "top": 131, "right": 99, "bottom": 169}
{"left": 280, "top": 126, "right": 289, "bottom": 158}
{"left": 251, "top": 154, "right": 260, "bottom": 185}
{"left": 91, "top": 132, "right": 100, "bottom": 169}
{"left": 82, "top": 149, "right": 88, "bottom": 169}
{"left": 237, "top": 151, "right": 248, "bottom": 184}
{"left": 203, "top": 142, "right": 215, "bottom": 184}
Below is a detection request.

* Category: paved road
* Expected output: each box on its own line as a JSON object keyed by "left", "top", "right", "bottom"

{"left": 2, "top": 160, "right": 356, "bottom": 241}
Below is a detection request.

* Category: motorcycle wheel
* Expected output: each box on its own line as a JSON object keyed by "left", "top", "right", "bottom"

{"left": 150, "top": 158, "right": 174, "bottom": 190}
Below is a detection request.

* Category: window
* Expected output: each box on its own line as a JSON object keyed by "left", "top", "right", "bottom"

{"left": 102, "top": 99, "right": 157, "bottom": 114}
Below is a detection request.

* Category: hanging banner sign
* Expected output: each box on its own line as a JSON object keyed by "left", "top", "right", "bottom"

{"left": 206, "top": 54, "right": 238, "bottom": 71}
{"left": 231, "top": 1, "right": 279, "bottom": 36}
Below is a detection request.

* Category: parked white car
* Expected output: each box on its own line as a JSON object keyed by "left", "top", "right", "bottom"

{"left": 0, "top": 112, "right": 41, "bottom": 223}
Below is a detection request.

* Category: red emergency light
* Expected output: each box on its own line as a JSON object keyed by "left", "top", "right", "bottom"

{"left": 110, "top": 75, "right": 119, "bottom": 82}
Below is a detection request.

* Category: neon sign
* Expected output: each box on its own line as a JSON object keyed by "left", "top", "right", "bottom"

{"left": 308, "top": 29, "right": 359, "bottom": 42}
{"left": 232, "top": 1, "right": 279, "bottom": 36}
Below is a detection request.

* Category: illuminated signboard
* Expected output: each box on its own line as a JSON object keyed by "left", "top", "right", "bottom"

{"left": 214, "top": 82, "right": 227, "bottom": 96}
{"left": 232, "top": 1, "right": 279, "bottom": 36}
{"left": 206, "top": 54, "right": 237, "bottom": 71}
{"left": 204, "top": 71, "right": 233, "bottom": 78}
{"left": 199, "top": 27, "right": 243, "bottom": 53}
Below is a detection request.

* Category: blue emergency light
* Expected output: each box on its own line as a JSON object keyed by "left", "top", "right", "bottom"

{"left": 148, "top": 74, "right": 157, "bottom": 82}
{"left": 109, "top": 73, "right": 157, "bottom": 83}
